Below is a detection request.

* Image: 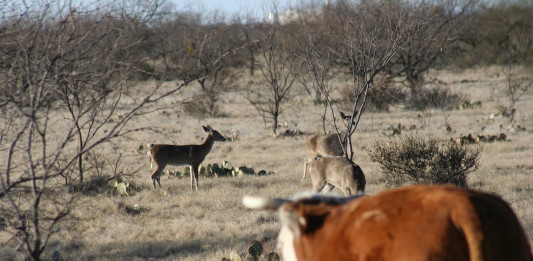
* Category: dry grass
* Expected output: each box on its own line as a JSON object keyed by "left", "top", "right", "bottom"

{"left": 1, "top": 66, "right": 532, "bottom": 260}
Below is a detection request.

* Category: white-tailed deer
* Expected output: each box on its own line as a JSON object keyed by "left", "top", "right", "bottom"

{"left": 308, "top": 155, "right": 366, "bottom": 196}
{"left": 339, "top": 111, "right": 357, "bottom": 125}
{"left": 303, "top": 133, "right": 345, "bottom": 179}
{"left": 147, "top": 125, "right": 226, "bottom": 191}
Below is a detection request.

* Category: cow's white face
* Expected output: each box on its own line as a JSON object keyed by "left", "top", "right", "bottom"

{"left": 277, "top": 225, "right": 298, "bottom": 261}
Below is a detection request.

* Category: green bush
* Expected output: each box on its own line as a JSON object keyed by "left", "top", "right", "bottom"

{"left": 369, "top": 135, "right": 481, "bottom": 187}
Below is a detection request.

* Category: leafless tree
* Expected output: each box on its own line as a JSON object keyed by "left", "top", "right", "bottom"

{"left": 385, "top": 0, "right": 477, "bottom": 94}
{"left": 246, "top": 11, "right": 303, "bottom": 135}
{"left": 234, "top": 13, "right": 263, "bottom": 76}
{"left": 0, "top": 2, "right": 154, "bottom": 259}
{"left": 185, "top": 22, "right": 244, "bottom": 117}
{"left": 297, "top": 2, "right": 338, "bottom": 133}
{"left": 500, "top": 65, "right": 533, "bottom": 123}
{"left": 302, "top": 0, "right": 434, "bottom": 160}
{"left": 151, "top": 12, "right": 249, "bottom": 117}
{"left": 149, "top": 10, "right": 208, "bottom": 81}
{"left": 0, "top": 1, "right": 239, "bottom": 259}
{"left": 457, "top": 1, "right": 533, "bottom": 67}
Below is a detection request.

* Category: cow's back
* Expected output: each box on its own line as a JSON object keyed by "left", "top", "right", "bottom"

{"left": 294, "top": 185, "right": 532, "bottom": 261}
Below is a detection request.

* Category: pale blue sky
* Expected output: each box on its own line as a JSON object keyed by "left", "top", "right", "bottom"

{"left": 171, "top": 0, "right": 300, "bottom": 19}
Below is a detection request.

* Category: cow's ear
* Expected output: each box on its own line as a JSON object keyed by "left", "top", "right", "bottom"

{"left": 280, "top": 201, "right": 337, "bottom": 241}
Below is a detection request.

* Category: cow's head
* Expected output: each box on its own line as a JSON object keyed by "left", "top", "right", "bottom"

{"left": 243, "top": 194, "right": 364, "bottom": 261}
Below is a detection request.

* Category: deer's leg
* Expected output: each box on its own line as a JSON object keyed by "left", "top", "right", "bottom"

{"left": 192, "top": 163, "right": 199, "bottom": 192}
{"left": 343, "top": 187, "right": 353, "bottom": 197}
{"left": 315, "top": 184, "right": 326, "bottom": 193}
{"left": 312, "top": 177, "right": 327, "bottom": 193}
{"left": 302, "top": 159, "right": 310, "bottom": 180}
{"left": 320, "top": 183, "right": 335, "bottom": 194}
{"left": 151, "top": 163, "right": 165, "bottom": 189}
{"left": 189, "top": 165, "right": 195, "bottom": 191}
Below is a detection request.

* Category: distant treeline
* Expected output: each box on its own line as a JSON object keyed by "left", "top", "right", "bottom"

{"left": 1, "top": 0, "right": 531, "bottom": 83}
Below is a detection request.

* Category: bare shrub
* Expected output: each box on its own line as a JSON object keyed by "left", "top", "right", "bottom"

{"left": 385, "top": 0, "right": 475, "bottom": 93}
{"left": 182, "top": 31, "right": 240, "bottom": 118}
{"left": 340, "top": 76, "right": 406, "bottom": 112}
{"left": 182, "top": 95, "right": 223, "bottom": 119}
{"left": 149, "top": 12, "right": 244, "bottom": 117}
{"left": 246, "top": 13, "right": 303, "bottom": 135}
{"left": 369, "top": 135, "right": 481, "bottom": 187}
{"left": 0, "top": 1, "right": 234, "bottom": 259}
{"left": 300, "top": 0, "right": 432, "bottom": 159}
{"left": 405, "top": 86, "right": 467, "bottom": 110}
{"left": 75, "top": 151, "right": 141, "bottom": 194}
{"left": 499, "top": 65, "right": 533, "bottom": 123}
{"left": 456, "top": 3, "right": 533, "bottom": 67}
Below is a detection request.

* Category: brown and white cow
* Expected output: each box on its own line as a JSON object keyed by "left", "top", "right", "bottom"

{"left": 243, "top": 185, "right": 532, "bottom": 261}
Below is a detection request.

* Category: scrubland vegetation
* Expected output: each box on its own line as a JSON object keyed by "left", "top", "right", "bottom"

{"left": 1, "top": 0, "right": 532, "bottom": 260}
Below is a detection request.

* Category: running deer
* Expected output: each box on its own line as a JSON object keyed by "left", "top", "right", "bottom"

{"left": 147, "top": 125, "right": 226, "bottom": 191}
{"left": 308, "top": 155, "right": 366, "bottom": 196}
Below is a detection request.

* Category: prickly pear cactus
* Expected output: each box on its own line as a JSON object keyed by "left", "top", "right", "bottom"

{"left": 108, "top": 180, "right": 129, "bottom": 196}
{"left": 180, "top": 161, "right": 272, "bottom": 178}
{"left": 222, "top": 160, "right": 233, "bottom": 170}
{"left": 231, "top": 169, "right": 241, "bottom": 177}
{"left": 263, "top": 251, "right": 280, "bottom": 261}
{"left": 239, "top": 166, "right": 255, "bottom": 175}
{"left": 247, "top": 240, "right": 263, "bottom": 258}
{"left": 116, "top": 182, "right": 129, "bottom": 196}
{"left": 229, "top": 250, "right": 242, "bottom": 261}
{"left": 52, "top": 250, "right": 64, "bottom": 261}
{"left": 109, "top": 180, "right": 118, "bottom": 188}
{"left": 211, "top": 163, "right": 220, "bottom": 176}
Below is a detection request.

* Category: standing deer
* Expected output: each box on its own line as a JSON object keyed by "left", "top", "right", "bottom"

{"left": 147, "top": 125, "right": 226, "bottom": 191}
{"left": 303, "top": 133, "right": 345, "bottom": 179}
{"left": 308, "top": 155, "right": 366, "bottom": 196}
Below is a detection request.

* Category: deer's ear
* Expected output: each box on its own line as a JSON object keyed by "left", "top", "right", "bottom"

{"left": 203, "top": 125, "right": 210, "bottom": 132}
